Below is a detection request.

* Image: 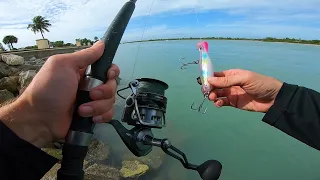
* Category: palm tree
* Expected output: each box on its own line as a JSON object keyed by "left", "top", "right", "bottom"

{"left": 27, "top": 16, "right": 52, "bottom": 39}
{"left": 3, "top": 35, "right": 18, "bottom": 50}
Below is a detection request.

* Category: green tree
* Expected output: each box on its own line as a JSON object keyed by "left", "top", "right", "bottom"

{"left": 3, "top": 35, "right": 18, "bottom": 50}
{"left": 94, "top": 36, "right": 99, "bottom": 42}
{"left": 27, "top": 16, "right": 52, "bottom": 39}
{"left": 53, "top": 41, "right": 64, "bottom": 47}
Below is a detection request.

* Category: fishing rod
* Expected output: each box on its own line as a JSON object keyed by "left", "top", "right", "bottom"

{"left": 57, "top": 0, "right": 137, "bottom": 179}
{"left": 57, "top": 0, "right": 223, "bottom": 180}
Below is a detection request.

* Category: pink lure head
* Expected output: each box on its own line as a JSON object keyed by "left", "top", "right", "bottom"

{"left": 196, "top": 41, "right": 209, "bottom": 52}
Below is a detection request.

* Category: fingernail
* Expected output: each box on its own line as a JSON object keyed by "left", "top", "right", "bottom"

{"left": 93, "top": 115, "right": 103, "bottom": 123}
{"left": 92, "top": 90, "right": 103, "bottom": 99}
{"left": 80, "top": 106, "right": 93, "bottom": 116}
{"left": 108, "top": 70, "right": 116, "bottom": 79}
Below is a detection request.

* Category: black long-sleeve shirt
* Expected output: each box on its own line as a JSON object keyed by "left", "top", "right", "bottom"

{"left": 1, "top": 82, "right": 320, "bottom": 179}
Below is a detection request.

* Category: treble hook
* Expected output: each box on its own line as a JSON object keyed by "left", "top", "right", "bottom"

{"left": 179, "top": 57, "right": 199, "bottom": 70}
{"left": 191, "top": 94, "right": 209, "bottom": 114}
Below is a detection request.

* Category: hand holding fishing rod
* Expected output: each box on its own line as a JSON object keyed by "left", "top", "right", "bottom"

{"left": 57, "top": 0, "right": 137, "bottom": 179}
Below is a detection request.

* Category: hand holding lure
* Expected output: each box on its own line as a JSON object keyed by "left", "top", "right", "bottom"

{"left": 180, "top": 41, "right": 214, "bottom": 114}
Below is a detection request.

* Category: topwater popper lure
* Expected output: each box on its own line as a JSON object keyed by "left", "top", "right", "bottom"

{"left": 180, "top": 41, "right": 214, "bottom": 114}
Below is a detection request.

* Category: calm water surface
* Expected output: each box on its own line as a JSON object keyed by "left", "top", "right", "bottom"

{"left": 94, "top": 40, "right": 320, "bottom": 180}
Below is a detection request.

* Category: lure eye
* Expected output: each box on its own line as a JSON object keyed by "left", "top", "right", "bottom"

{"left": 197, "top": 77, "right": 202, "bottom": 85}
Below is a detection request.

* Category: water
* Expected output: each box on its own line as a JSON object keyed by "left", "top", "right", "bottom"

{"left": 94, "top": 40, "right": 320, "bottom": 180}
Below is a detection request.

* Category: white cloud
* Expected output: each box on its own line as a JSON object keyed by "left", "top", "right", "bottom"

{"left": 0, "top": 0, "right": 319, "bottom": 48}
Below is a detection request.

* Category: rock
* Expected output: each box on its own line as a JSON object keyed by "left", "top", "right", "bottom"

{"left": 0, "top": 61, "right": 20, "bottom": 79}
{"left": 41, "top": 148, "right": 62, "bottom": 160}
{"left": 25, "top": 57, "right": 45, "bottom": 66}
{"left": 0, "top": 89, "right": 14, "bottom": 104}
{"left": 85, "top": 139, "right": 109, "bottom": 163}
{"left": 120, "top": 160, "right": 149, "bottom": 179}
{"left": 1, "top": 54, "right": 24, "bottom": 65}
{"left": 18, "top": 70, "right": 36, "bottom": 93}
{"left": 84, "top": 163, "right": 120, "bottom": 180}
{"left": 0, "top": 76, "right": 19, "bottom": 93}
{"left": 29, "top": 57, "right": 37, "bottom": 61}
{"left": 122, "top": 148, "right": 165, "bottom": 170}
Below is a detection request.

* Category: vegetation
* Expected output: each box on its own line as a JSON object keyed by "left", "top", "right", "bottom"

{"left": 94, "top": 36, "right": 99, "bottom": 42}
{"left": 122, "top": 37, "right": 320, "bottom": 46}
{"left": 76, "top": 38, "right": 94, "bottom": 46}
{"left": 24, "top": 45, "right": 38, "bottom": 50}
{"left": 27, "top": 16, "right": 52, "bottom": 39}
{"left": 3, "top": 35, "right": 18, "bottom": 50}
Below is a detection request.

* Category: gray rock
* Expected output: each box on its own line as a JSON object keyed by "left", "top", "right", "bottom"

{"left": 0, "top": 61, "right": 20, "bottom": 79}
{"left": 29, "top": 57, "right": 37, "bottom": 61}
{"left": 85, "top": 139, "right": 110, "bottom": 163}
{"left": 122, "top": 147, "right": 165, "bottom": 170}
{"left": 18, "top": 70, "right": 36, "bottom": 93}
{"left": 0, "top": 76, "right": 19, "bottom": 93}
{"left": 1, "top": 54, "right": 24, "bottom": 65}
{"left": 85, "top": 163, "right": 120, "bottom": 180}
{"left": 0, "top": 89, "right": 14, "bottom": 104}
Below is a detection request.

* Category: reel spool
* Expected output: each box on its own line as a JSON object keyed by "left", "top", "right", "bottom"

{"left": 119, "top": 78, "right": 169, "bottom": 128}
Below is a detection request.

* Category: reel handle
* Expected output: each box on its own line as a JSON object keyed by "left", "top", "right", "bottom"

{"left": 57, "top": 1, "right": 137, "bottom": 180}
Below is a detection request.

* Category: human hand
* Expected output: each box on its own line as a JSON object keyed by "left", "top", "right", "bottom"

{"left": 0, "top": 41, "right": 119, "bottom": 147}
{"left": 208, "top": 69, "right": 283, "bottom": 113}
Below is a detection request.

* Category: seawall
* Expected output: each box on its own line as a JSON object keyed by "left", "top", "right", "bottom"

{"left": 0, "top": 46, "right": 90, "bottom": 60}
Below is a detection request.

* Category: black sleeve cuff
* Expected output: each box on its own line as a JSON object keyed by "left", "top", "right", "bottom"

{"left": 262, "top": 82, "right": 299, "bottom": 126}
{"left": 0, "top": 120, "right": 58, "bottom": 179}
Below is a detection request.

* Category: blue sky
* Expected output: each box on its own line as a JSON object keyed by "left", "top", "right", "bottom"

{"left": 1, "top": 0, "right": 320, "bottom": 48}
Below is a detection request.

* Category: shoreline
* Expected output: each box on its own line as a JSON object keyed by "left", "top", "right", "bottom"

{"left": 122, "top": 37, "right": 320, "bottom": 46}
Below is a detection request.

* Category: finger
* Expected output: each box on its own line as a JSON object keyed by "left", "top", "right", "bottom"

{"left": 208, "top": 74, "right": 246, "bottom": 88}
{"left": 92, "top": 108, "right": 114, "bottom": 123}
{"left": 107, "top": 64, "right": 120, "bottom": 79}
{"left": 90, "top": 79, "right": 117, "bottom": 100}
{"left": 214, "top": 97, "right": 230, "bottom": 108}
{"left": 209, "top": 89, "right": 228, "bottom": 101}
{"left": 78, "top": 97, "right": 115, "bottom": 117}
{"left": 63, "top": 41, "right": 105, "bottom": 70}
{"left": 213, "top": 69, "right": 245, "bottom": 77}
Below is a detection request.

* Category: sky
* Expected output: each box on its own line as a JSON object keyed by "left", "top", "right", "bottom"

{"left": 0, "top": 0, "right": 320, "bottom": 48}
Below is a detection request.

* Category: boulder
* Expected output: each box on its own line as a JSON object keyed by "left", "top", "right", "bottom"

{"left": 120, "top": 160, "right": 149, "bottom": 179}
{"left": 0, "top": 61, "right": 20, "bottom": 79}
{"left": 25, "top": 57, "right": 45, "bottom": 66}
{"left": 122, "top": 147, "right": 165, "bottom": 170}
{"left": 18, "top": 70, "right": 36, "bottom": 93}
{"left": 85, "top": 139, "right": 110, "bottom": 163}
{"left": 0, "top": 76, "right": 19, "bottom": 93}
{"left": 1, "top": 54, "right": 24, "bottom": 65}
{"left": 0, "top": 89, "right": 14, "bottom": 104}
{"left": 84, "top": 163, "right": 120, "bottom": 180}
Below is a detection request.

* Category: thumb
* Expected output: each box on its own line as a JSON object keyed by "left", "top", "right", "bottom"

{"left": 69, "top": 40, "right": 105, "bottom": 69}
{"left": 208, "top": 75, "right": 245, "bottom": 88}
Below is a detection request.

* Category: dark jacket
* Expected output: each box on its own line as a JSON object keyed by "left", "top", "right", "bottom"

{"left": 0, "top": 82, "right": 320, "bottom": 179}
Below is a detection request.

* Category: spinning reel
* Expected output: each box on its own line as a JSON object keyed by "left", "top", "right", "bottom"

{"left": 108, "top": 78, "right": 223, "bottom": 180}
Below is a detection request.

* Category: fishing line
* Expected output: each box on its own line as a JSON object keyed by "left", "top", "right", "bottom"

{"left": 130, "top": 0, "right": 156, "bottom": 80}
{"left": 194, "top": 0, "right": 202, "bottom": 41}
